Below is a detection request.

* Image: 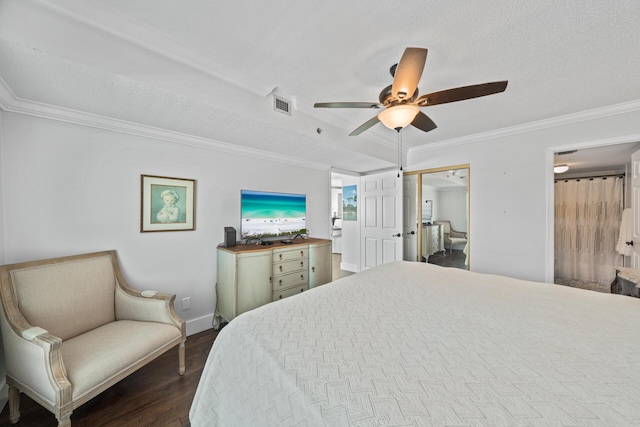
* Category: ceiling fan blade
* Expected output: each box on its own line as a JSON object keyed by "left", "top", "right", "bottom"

{"left": 314, "top": 102, "right": 383, "bottom": 108}
{"left": 349, "top": 116, "right": 380, "bottom": 136}
{"left": 415, "top": 81, "right": 508, "bottom": 106}
{"left": 410, "top": 111, "right": 437, "bottom": 133}
{"left": 391, "top": 48, "right": 427, "bottom": 101}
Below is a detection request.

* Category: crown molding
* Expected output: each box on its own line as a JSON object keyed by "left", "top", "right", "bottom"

{"left": 410, "top": 99, "right": 640, "bottom": 154}
{"left": 0, "top": 76, "right": 13, "bottom": 111}
{"left": 0, "top": 76, "right": 329, "bottom": 171}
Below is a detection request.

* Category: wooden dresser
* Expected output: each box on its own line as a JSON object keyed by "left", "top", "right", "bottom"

{"left": 214, "top": 238, "right": 332, "bottom": 328}
{"left": 422, "top": 224, "right": 443, "bottom": 258}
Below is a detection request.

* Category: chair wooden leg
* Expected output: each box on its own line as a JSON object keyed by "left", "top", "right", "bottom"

{"left": 179, "top": 341, "right": 185, "bottom": 375}
{"left": 56, "top": 414, "right": 71, "bottom": 427}
{"left": 8, "top": 385, "right": 20, "bottom": 424}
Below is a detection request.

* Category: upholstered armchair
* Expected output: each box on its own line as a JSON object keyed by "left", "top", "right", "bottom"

{"left": 434, "top": 221, "right": 468, "bottom": 253}
{"left": 0, "top": 250, "right": 186, "bottom": 426}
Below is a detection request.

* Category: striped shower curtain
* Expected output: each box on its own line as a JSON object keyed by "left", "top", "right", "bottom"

{"left": 555, "top": 176, "right": 623, "bottom": 285}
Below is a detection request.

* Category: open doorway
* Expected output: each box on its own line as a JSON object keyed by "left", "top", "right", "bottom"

{"left": 552, "top": 142, "right": 640, "bottom": 292}
{"left": 330, "top": 171, "right": 357, "bottom": 279}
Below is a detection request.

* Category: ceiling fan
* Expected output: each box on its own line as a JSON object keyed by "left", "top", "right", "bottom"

{"left": 314, "top": 47, "right": 508, "bottom": 136}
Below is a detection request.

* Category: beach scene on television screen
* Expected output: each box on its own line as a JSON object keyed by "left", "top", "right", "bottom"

{"left": 241, "top": 191, "right": 306, "bottom": 238}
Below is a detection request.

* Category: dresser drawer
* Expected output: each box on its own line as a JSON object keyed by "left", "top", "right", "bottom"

{"left": 273, "top": 247, "right": 307, "bottom": 262}
{"left": 273, "top": 258, "right": 307, "bottom": 276}
{"left": 272, "top": 284, "right": 308, "bottom": 301}
{"left": 273, "top": 270, "right": 307, "bottom": 291}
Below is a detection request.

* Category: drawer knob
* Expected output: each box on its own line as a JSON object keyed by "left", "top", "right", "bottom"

{"left": 279, "top": 254, "right": 283, "bottom": 259}
{"left": 279, "top": 295, "right": 283, "bottom": 299}
{"left": 300, "top": 289, "right": 304, "bottom": 293}
{"left": 300, "top": 261, "right": 304, "bottom": 267}
{"left": 279, "top": 279, "right": 282, "bottom": 285}
{"left": 300, "top": 274, "right": 304, "bottom": 279}
{"left": 312, "top": 266, "right": 315, "bottom": 272}
{"left": 279, "top": 265, "right": 283, "bottom": 271}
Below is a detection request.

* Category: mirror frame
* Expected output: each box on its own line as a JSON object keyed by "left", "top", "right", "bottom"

{"left": 404, "top": 164, "right": 470, "bottom": 268}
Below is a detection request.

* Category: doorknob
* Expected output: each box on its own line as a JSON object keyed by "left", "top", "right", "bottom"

{"left": 409, "top": 231, "right": 415, "bottom": 235}
{"left": 393, "top": 233, "right": 401, "bottom": 237}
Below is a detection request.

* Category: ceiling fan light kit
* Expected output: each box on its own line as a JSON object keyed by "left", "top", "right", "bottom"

{"left": 378, "top": 105, "right": 420, "bottom": 129}
{"left": 554, "top": 164, "right": 570, "bottom": 173}
{"left": 314, "top": 47, "right": 508, "bottom": 136}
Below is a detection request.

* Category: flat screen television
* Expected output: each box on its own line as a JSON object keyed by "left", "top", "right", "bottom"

{"left": 240, "top": 190, "right": 306, "bottom": 240}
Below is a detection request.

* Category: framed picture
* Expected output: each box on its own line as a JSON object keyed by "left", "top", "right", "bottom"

{"left": 342, "top": 185, "right": 357, "bottom": 221}
{"left": 141, "top": 175, "right": 196, "bottom": 232}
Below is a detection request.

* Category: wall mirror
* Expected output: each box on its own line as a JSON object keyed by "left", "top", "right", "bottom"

{"left": 403, "top": 165, "right": 469, "bottom": 270}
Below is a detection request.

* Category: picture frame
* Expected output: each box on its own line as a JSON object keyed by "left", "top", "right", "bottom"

{"left": 342, "top": 185, "right": 357, "bottom": 221}
{"left": 141, "top": 174, "right": 196, "bottom": 232}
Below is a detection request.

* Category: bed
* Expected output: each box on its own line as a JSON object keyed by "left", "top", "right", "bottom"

{"left": 190, "top": 261, "right": 640, "bottom": 426}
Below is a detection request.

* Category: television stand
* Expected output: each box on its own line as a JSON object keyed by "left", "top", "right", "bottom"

{"left": 215, "top": 238, "right": 332, "bottom": 328}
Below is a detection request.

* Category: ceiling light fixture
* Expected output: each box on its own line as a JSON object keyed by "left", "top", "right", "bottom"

{"left": 554, "top": 164, "right": 569, "bottom": 173}
{"left": 378, "top": 105, "right": 419, "bottom": 130}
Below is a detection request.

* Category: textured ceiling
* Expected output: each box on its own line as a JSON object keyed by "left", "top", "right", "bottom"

{"left": 1, "top": 0, "right": 639, "bottom": 172}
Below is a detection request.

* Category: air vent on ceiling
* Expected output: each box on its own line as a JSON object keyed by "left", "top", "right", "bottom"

{"left": 273, "top": 95, "right": 292, "bottom": 116}
{"left": 557, "top": 150, "right": 578, "bottom": 156}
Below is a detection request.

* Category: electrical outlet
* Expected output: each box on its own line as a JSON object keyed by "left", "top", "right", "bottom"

{"left": 182, "top": 297, "right": 191, "bottom": 311}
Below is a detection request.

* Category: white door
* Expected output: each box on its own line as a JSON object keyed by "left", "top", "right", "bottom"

{"left": 631, "top": 149, "right": 640, "bottom": 267}
{"left": 361, "top": 170, "right": 404, "bottom": 270}
{"left": 403, "top": 174, "right": 418, "bottom": 261}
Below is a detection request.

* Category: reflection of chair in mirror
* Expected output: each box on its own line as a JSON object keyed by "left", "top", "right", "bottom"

{"left": 434, "top": 221, "right": 467, "bottom": 254}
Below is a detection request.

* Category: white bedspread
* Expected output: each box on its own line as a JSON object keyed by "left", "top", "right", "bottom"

{"left": 190, "top": 261, "right": 640, "bottom": 426}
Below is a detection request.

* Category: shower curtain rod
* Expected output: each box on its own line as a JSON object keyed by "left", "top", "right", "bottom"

{"left": 555, "top": 173, "right": 624, "bottom": 182}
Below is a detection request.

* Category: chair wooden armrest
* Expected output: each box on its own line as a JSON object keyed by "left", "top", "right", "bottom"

{"left": 0, "top": 290, "right": 73, "bottom": 424}
{"left": 111, "top": 255, "right": 186, "bottom": 375}
{"left": 450, "top": 229, "right": 467, "bottom": 239}
{"left": 114, "top": 286, "right": 186, "bottom": 375}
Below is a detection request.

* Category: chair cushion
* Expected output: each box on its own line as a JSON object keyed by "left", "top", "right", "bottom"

{"left": 61, "top": 320, "right": 181, "bottom": 401}
{"left": 449, "top": 237, "right": 467, "bottom": 245}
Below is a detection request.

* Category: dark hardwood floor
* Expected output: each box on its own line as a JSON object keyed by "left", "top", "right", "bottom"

{"left": 426, "top": 248, "right": 467, "bottom": 269}
{"left": 0, "top": 328, "right": 219, "bottom": 427}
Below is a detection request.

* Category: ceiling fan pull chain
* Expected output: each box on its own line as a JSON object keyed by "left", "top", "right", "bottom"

{"left": 396, "top": 127, "right": 402, "bottom": 177}
{"left": 398, "top": 131, "right": 402, "bottom": 172}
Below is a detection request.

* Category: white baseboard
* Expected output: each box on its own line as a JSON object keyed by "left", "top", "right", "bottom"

{"left": 340, "top": 262, "right": 359, "bottom": 273}
{"left": 185, "top": 313, "right": 216, "bottom": 336}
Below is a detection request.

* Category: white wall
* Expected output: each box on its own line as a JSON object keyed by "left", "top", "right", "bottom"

{"left": 331, "top": 187, "right": 342, "bottom": 219}
{"left": 0, "top": 112, "right": 330, "bottom": 336}
{"left": 421, "top": 186, "right": 438, "bottom": 222}
{"left": 435, "top": 187, "right": 467, "bottom": 233}
{"left": 408, "top": 104, "right": 640, "bottom": 283}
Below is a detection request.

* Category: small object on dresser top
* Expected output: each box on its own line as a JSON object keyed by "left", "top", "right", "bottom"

{"left": 281, "top": 239, "right": 293, "bottom": 244}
